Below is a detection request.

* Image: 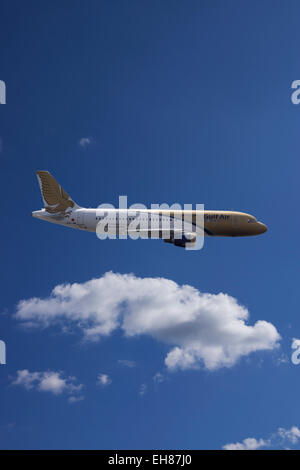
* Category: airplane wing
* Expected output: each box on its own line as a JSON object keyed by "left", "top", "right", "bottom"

{"left": 126, "top": 228, "right": 198, "bottom": 248}
{"left": 125, "top": 212, "right": 201, "bottom": 248}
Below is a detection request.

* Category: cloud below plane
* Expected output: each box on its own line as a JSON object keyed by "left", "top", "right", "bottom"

{"left": 15, "top": 272, "right": 280, "bottom": 371}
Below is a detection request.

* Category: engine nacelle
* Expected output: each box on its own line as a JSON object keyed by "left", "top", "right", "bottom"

{"left": 164, "top": 232, "right": 197, "bottom": 248}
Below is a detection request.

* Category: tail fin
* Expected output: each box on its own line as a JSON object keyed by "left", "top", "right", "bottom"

{"left": 36, "top": 171, "right": 80, "bottom": 214}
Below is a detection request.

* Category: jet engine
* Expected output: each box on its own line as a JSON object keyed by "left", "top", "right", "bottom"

{"left": 163, "top": 232, "right": 197, "bottom": 248}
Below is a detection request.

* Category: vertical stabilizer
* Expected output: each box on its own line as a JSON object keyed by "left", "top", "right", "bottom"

{"left": 36, "top": 171, "right": 80, "bottom": 214}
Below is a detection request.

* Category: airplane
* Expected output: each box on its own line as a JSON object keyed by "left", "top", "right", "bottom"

{"left": 31, "top": 171, "right": 267, "bottom": 248}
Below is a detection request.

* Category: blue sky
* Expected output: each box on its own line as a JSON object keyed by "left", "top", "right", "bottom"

{"left": 1, "top": 0, "right": 300, "bottom": 450}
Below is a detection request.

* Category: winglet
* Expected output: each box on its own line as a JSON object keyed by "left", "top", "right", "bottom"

{"left": 36, "top": 171, "right": 80, "bottom": 214}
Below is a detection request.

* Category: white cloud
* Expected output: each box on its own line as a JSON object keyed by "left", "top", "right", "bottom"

{"left": 15, "top": 272, "right": 280, "bottom": 371}
{"left": 78, "top": 137, "right": 92, "bottom": 148}
{"left": 223, "top": 438, "right": 269, "bottom": 450}
{"left": 97, "top": 373, "right": 111, "bottom": 387}
{"left": 12, "top": 369, "right": 40, "bottom": 390}
{"left": 38, "top": 372, "right": 68, "bottom": 394}
{"left": 12, "top": 369, "right": 84, "bottom": 401}
{"left": 278, "top": 426, "right": 300, "bottom": 444}
{"left": 223, "top": 426, "right": 300, "bottom": 450}
{"left": 118, "top": 359, "right": 136, "bottom": 368}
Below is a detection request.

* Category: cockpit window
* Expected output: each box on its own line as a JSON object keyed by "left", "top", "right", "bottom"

{"left": 248, "top": 217, "right": 257, "bottom": 223}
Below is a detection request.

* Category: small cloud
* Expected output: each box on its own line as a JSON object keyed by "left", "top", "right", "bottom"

{"left": 153, "top": 372, "right": 164, "bottom": 383}
{"left": 223, "top": 425, "right": 300, "bottom": 450}
{"left": 139, "top": 383, "right": 147, "bottom": 396}
{"left": 78, "top": 137, "right": 92, "bottom": 148}
{"left": 38, "top": 372, "right": 70, "bottom": 395}
{"left": 11, "top": 369, "right": 84, "bottom": 401}
{"left": 278, "top": 426, "right": 300, "bottom": 445}
{"left": 118, "top": 359, "right": 136, "bottom": 368}
{"left": 12, "top": 369, "right": 39, "bottom": 391}
{"left": 97, "top": 373, "right": 111, "bottom": 387}
{"left": 223, "top": 438, "right": 269, "bottom": 450}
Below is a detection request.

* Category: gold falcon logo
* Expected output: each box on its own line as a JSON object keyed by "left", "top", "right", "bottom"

{"left": 36, "top": 171, "right": 75, "bottom": 214}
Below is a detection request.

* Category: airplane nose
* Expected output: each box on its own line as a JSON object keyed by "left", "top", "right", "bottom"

{"left": 257, "top": 222, "right": 267, "bottom": 234}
